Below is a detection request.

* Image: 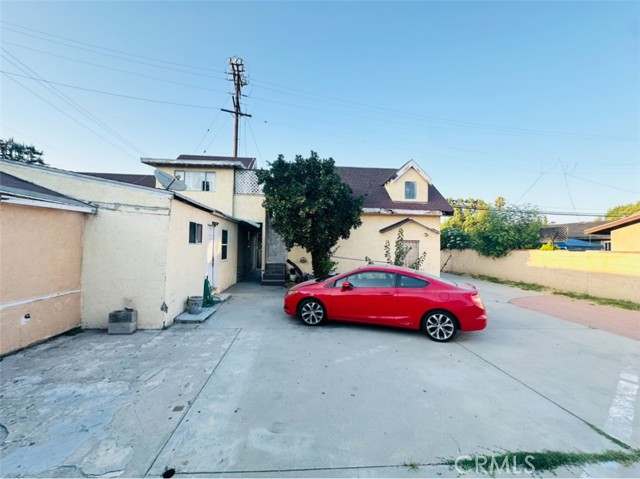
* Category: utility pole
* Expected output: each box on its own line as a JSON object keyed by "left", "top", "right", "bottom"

{"left": 221, "top": 57, "right": 252, "bottom": 158}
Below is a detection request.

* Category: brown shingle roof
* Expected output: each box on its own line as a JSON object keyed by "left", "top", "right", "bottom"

{"left": 585, "top": 211, "right": 640, "bottom": 234}
{"left": 78, "top": 172, "right": 156, "bottom": 188}
{"left": 336, "top": 166, "right": 453, "bottom": 214}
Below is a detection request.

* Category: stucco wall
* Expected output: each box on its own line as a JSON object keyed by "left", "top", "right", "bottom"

{"left": 383, "top": 168, "right": 429, "bottom": 202}
{"left": 164, "top": 200, "right": 238, "bottom": 324}
{"left": 157, "top": 166, "right": 235, "bottom": 216}
{"left": 0, "top": 203, "right": 85, "bottom": 355}
{"left": 81, "top": 206, "right": 171, "bottom": 329}
{"left": 288, "top": 214, "right": 443, "bottom": 276}
{"left": 611, "top": 223, "right": 640, "bottom": 252}
{"left": 440, "top": 249, "right": 640, "bottom": 303}
{"left": 234, "top": 195, "right": 265, "bottom": 223}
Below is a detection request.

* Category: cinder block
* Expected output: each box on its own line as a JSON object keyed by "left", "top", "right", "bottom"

{"left": 108, "top": 309, "right": 137, "bottom": 334}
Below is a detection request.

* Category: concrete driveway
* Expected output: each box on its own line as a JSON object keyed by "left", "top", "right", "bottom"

{"left": 1, "top": 275, "right": 638, "bottom": 478}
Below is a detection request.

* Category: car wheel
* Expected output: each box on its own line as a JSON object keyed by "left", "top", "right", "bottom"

{"left": 422, "top": 310, "right": 458, "bottom": 342}
{"left": 298, "top": 299, "right": 326, "bottom": 326}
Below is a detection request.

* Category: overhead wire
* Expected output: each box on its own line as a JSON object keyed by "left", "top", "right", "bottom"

{"left": 2, "top": 72, "right": 138, "bottom": 159}
{"left": 1, "top": 70, "right": 219, "bottom": 109}
{"left": 0, "top": 51, "right": 146, "bottom": 156}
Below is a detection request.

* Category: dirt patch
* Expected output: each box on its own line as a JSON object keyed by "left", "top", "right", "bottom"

{"left": 510, "top": 295, "right": 640, "bottom": 341}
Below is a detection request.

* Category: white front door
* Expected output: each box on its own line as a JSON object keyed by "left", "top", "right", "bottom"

{"left": 207, "top": 223, "right": 218, "bottom": 290}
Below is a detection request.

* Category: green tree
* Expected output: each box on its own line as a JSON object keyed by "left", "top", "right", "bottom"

{"left": 440, "top": 226, "right": 472, "bottom": 250}
{"left": 256, "top": 151, "right": 364, "bottom": 278}
{"left": 604, "top": 201, "right": 640, "bottom": 220}
{"left": 0, "top": 138, "right": 45, "bottom": 165}
{"left": 472, "top": 206, "right": 542, "bottom": 257}
{"left": 445, "top": 197, "right": 491, "bottom": 232}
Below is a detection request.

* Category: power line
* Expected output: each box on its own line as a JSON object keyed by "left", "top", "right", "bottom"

{"left": 1, "top": 23, "right": 227, "bottom": 80}
{"left": 1, "top": 70, "right": 215, "bottom": 109}
{"left": 3, "top": 41, "right": 228, "bottom": 94}
{"left": 4, "top": 20, "right": 635, "bottom": 144}
{"left": 0, "top": 54, "right": 145, "bottom": 156}
{"left": 2, "top": 73, "right": 138, "bottom": 159}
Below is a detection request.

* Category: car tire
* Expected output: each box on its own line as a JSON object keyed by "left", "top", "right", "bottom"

{"left": 298, "top": 299, "right": 326, "bottom": 326}
{"left": 422, "top": 310, "right": 458, "bottom": 342}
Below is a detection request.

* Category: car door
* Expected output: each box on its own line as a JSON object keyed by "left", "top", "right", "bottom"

{"left": 395, "top": 274, "right": 432, "bottom": 327}
{"left": 330, "top": 271, "right": 397, "bottom": 324}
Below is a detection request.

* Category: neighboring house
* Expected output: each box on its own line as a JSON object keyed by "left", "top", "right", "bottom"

{"left": 0, "top": 159, "right": 239, "bottom": 339}
{"left": 540, "top": 221, "right": 609, "bottom": 251}
{"left": 289, "top": 161, "right": 453, "bottom": 276}
{"left": 584, "top": 212, "right": 640, "bottom": 252}
{"left": 0, "top": 172, "right": 96, "bottom": 355}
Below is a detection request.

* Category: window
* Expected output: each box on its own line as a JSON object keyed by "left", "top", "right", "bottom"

{"left": 175, "top": 170, "right": 215, "bottom": 191}
{"left": 341, "top": 271, "right": 395, "bottom": 288}
{"left": 221, "top": 229, "right": 229, "bottom": 260}
{"left": 398, "top": 275, "right": 429, "bottom": 288}
{"left": 404, "top": 181, "right": 417, "bottom": 199}
{"left": 189, "top": 222, "right": 202, "bottom": 244}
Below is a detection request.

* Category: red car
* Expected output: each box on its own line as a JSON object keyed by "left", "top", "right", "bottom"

{"left": 284, "top": 265, "right": 487, "bottom": 342}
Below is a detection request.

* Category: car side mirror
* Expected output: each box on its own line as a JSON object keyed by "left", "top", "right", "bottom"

{"left": 341, "top": 281, "right": 353, "bottom": 291}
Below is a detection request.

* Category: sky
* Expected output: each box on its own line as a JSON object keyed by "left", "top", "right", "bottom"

{"left": 1, "top": 1, "right": 639, "bottom": 223}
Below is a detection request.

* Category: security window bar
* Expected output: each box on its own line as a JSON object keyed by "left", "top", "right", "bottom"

{"left": 189, "top": 222, "right": 203, "bottom": 244}
{"left": 221, "top": 229, "right": 229, "bottom": 260}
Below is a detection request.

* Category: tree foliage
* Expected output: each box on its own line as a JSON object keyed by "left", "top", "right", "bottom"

{"left": 604, "top": 201, "right": 640, "bottom": 220}
{"left": 442, "top": 197, "right": 542, "bottom": 257}
{"left": 256, "top": 151, "right": 364, "bottom": 278}
{"left": 0, "top": 138, "right": 45, "bottom": 165}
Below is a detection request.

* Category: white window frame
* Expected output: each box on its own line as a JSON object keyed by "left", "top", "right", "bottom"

{"left": 175, "top": 170, "right": 216, "bottom": 192}
{"left": 404, "top": 181, "right": 417, "bottom": 200}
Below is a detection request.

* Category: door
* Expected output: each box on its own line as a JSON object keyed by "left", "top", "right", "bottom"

{"left": 403, "top": 240, "right": 419, "bottom": 268}
{"left": 207, "top": 223, "right": 217, "bottom": 290}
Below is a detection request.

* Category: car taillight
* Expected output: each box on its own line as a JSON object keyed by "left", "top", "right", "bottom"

{"left": 470, "top": 293, "right": 485, "bottom": 309}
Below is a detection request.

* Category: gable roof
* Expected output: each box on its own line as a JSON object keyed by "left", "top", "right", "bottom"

{"left": 585, "top": 211, "right": 640, "bottom": 234}
{"left": 336, "top": 166, "right": 453, "bottom": 215}
{"left": 385, "top": 160, "right": 432, "bottom": 185}
{"left": 0, "top": 171, "right": 96, "bottom": 213}
{"left": 141, "top": 155, "right": 256, "bottom": 169}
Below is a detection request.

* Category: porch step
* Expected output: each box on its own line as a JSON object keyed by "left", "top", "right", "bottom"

{"left": 262, "top": 262, "right": 286, "bottom": 285}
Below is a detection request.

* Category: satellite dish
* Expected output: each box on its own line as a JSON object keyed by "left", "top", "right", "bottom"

{"left": 154, "top": 169, "right": 187, "bottom": 191}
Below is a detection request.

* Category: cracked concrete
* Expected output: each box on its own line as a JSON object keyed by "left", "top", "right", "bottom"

{"left": 1, "top": 276, "right": 638, "bottom": 478}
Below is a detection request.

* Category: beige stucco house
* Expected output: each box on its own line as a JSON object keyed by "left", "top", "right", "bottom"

{"left": 585, "top": 212, "right": 640, "bottom": 252}
{"left": 0, "top": 159, "right": 239, "bottom": 348}
{"left": 0, "top": 172, "right": 96, "bottom": 355}
{"left": 136, "top": 156, "right": 453, "bottom": 279}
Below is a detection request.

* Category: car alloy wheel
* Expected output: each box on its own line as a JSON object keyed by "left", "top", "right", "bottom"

{"left": 299, "top": 299, "right": 325, "bottom": 325}
{"left": 424, "top": 311, "right": 458, "bottom": 342}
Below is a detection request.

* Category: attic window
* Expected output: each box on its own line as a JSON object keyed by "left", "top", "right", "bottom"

{"left": 404, "top": 181, "right": 417, "bottom": 200}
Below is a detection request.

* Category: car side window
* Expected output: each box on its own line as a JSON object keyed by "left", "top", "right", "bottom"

{"left": 343, "top": 271, "right": 395, "bottom": 288}
{"left": 398, "top": 275, "right": 429, "bottom": 288}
